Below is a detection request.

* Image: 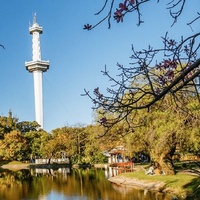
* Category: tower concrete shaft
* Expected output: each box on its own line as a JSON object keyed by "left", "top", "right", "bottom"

{"left": 25, "top": 14, "right": 49, "bottom": 129}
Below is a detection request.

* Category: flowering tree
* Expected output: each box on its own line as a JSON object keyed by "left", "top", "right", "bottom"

{"left": 83, "top": 0, "right": 200, "bottom": 133}
{"left": 83, "top": 0, "right": 200, "bottom": 30}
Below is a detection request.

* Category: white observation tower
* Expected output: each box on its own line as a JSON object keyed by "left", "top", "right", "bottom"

{"left": 25, "top": 14, "right": 49, "bottom": 129}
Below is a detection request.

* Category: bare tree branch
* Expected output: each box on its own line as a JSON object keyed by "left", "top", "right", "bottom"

{"left": 0, "top": 44, "right": 5, "bottom": 49}
{"left": 83, "top": 1, "right": 200, "bottom": 132}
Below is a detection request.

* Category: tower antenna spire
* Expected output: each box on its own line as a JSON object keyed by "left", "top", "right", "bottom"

{"left": 33, "top": 13, "right": 37, "bottom": 24}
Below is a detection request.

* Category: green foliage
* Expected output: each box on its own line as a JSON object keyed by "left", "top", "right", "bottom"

{"left": 24, "top": 130, "right": 50, "bottom": 159}
{"left": 90, "top": 153, "right": 108, "bottom": 164}
{"left": 97, "top": 91, "right": 200, "bottom": 174}
{"left": 50, "top": 125, "right": 110, "bottom": 164}
{"left": 40, "top": 134, "right": 67, "bottom": 162}
{"left": 0, "top": 130, "right": 28, "bottom": 161}
{"left": 17, "top": 121, "right": 40, "bottom": 134}
{"left": 0, "top": 110, "right": 18, "bottom": 139}
{"left": 0, "top": 100, "right": 199, "bottom": 168}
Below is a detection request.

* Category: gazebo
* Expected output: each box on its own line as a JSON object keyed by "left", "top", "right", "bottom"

{"left": 105, "top": 146, "right": 128, "bottom": 164}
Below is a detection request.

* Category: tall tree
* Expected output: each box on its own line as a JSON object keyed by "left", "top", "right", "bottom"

{"left": 121, "top": 92, "right": 200, "bottom": 174}
{"left": 24, "top": 130, "right": 50, "bottom": 160}
{"left": 0, "top": 130, "right": 28, "bottom": 161}
{"left": 0, "top": 110, "right": 18, "bottom": 139}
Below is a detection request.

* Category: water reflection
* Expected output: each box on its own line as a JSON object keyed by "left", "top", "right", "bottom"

{"left": 0, "top": 167, "right": 173, "bottom": 200}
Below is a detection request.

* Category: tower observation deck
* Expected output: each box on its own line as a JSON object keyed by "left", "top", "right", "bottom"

{"left": 25, "top": 14, "right": 49, "bottom": 129}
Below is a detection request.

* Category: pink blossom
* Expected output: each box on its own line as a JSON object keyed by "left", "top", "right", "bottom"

{"left": 100, "top": 117, "right": 107, "bottom": 125}
{"left": 119, "top": 2, "right": 128, "bottom": 11}
{"left": 114, "top": 9, "right": 123, "bottom": 23}
{"left": 165, "top": 70, "right": 174, "bottom": 80}
{"left": 128, "top": 0, "right": 135, "bottom": 4}
{"left": 168, "top": 39, "right": 176, "bottom": 46}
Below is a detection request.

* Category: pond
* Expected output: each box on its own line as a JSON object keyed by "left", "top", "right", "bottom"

{"left": 0, "top": 167, "right": 174, "bottom": 200}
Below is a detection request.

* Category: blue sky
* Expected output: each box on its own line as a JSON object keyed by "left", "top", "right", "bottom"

{"left": 0, "top": 1, "right": 199, "bottom": 132}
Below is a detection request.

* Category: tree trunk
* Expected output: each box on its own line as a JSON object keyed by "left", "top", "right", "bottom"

{"left": 48, "top": 154, "right": 53, "bottom": 164}
{"left": 158, "top": 155, "right": 175, "bottom": 175}
{"left": 151, "top": 152, "right": 175, "bottom": 175}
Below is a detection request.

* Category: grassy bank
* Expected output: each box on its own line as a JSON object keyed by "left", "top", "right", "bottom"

{"left": 115, "top": 162, "right": 200, "bottom": 199}
{"left": 123, "top": 171, "right": 198, "bottom": 198}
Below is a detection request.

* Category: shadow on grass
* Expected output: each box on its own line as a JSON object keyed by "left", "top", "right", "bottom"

{"left": 175, "top": 161, "right": 200, "bottom": 171}
{"left": 0, "top": 160, "right": 10, "bottom": 167}
{"left": 183, "top": 177, "right": 200, "bottom": 200}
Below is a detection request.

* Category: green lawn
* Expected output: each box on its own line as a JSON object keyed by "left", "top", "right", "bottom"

{"left": 121, "top": 162, "right": 200, "bottom": 199}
